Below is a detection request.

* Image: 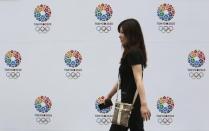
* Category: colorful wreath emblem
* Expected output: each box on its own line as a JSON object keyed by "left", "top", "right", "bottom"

{"left": 157, "top": 3, "right": 175, "bottom": 21}
{"left": 5, "top": 50, "right": 21, "bottom": 67}
{"left": 157, "top": 96, "right": 174, "bottom": 114}
{"left": 35, "top": 96, "right": 52, "bottom": 113}
{"left": 34, "top": 4, "right": 51, "bottom": 22}
{"left": 64, "top": 50, "right": 82, "bottom": 68}
{"left": 95, "top": 3, "right": 113, "bottom": 21}
{"left": 188, "top": 50, "right": 205, "bottom": 68}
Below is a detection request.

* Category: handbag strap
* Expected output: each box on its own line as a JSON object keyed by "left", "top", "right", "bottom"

{"left": 115, "top": 75, "right": 138, "bottom": 105}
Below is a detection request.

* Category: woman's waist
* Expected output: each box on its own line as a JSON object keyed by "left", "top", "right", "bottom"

{"left": 121, "top": 91, "right": 139, "bottom": 103}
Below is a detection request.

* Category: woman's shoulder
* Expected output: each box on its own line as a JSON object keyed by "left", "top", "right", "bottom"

{"left": 126, "top": 48, "right": 144, "bottom": 65}
{"left": 127, "top": 48, "right": 142, "bottom": 57}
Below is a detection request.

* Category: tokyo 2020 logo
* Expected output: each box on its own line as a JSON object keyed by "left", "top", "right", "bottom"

{"left": 157, "top": 3, "right": 175, "bottom": 21}
{"left": 34, "top": 4, "right": 51, "bottom": 22}
{"left": 188, "top": 50, "right": 205, "bottom": 68}
{"left": 157, "top": 96, "right": 174, "bottom": 114}
{"left": 64, "top": 50, "right": 82, "bottom": 68}
{"left": 35, "top": 96, "right": 52, "bottom": 113}
{"left": 95, "top": 3, "right": 113, "bottom": 21}
{"left": 5, "top": 50, "right": 21, "bottom": 68}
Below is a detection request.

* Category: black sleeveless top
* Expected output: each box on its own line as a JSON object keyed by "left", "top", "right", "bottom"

{"left": 119, "top": 48, "right": 144, "bottom": 113}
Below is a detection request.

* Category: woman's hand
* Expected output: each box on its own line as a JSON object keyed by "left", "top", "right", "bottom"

{"left": 140, "top": 104, "right": 151, "bottom": 121}
{"left": 98, "top": 96, "right": 105, "bottom": 104}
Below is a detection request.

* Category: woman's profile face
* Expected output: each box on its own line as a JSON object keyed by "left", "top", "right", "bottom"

{"left": 119, "top": 27, "right": 128, "bottom": 46}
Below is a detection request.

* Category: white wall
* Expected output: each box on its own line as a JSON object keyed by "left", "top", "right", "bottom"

{"left": 0, "top": 0, "right": 208, "bottom": 131}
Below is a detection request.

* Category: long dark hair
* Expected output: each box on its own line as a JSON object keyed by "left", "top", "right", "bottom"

{"left": 118, "top": 18, "right": 147, "bottom": 68}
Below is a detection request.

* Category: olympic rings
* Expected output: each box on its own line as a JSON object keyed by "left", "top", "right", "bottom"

{"left": 65, "top": 72, "right": 80, "bottom": 79}
{"left": 6, "top": 71, "right": 20, "bottom": 79}
{"left": 35, "top": 25, "right": 50, "bottom": 33}
{"left": 158, "top": 26, "right": 174, "bottom": 33}
{"left": 158, "top": 117, "right": 173, "bottom": 125}
{"left": 96, "top": 117, "right": 111, "bottom": 125}
{"left": 189, "top": 72, "right": 204, "bottom": 79}
{"left": 36, "top": 117, "right": 51, "bottom": 124}
{"left": 96, "top": 26, "right": 111, "bottom": 33}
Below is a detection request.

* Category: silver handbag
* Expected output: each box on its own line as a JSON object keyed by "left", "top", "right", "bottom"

{"left": 111, "top": 79, "right": 138, "bottom": 127}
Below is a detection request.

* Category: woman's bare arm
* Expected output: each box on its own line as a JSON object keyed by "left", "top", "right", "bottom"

{"left": 132, "top": 64, "right": 151, "bottom": 121}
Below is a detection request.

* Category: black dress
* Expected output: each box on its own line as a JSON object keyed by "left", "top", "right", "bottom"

{"left": 109, "top": 49, "right": 144, "bottom": 131}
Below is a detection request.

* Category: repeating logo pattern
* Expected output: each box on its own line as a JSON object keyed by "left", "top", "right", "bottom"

{"left": 35, "top": 96, "right": 52, "bottom": 113}
{"left": 157, "top": 96, "right": 174, "bottom": 114}
{"left": 64, "top": 50, "right": 82, "bottom": 68}
{"left": 157, "top": 3, "right": 175, "bottom": 33}
{"left": 94, "top": 3, "right": 113, "bottom": 33}
{"left": 156, "top": 96, "right": 175, "bottom": 125}
{"left": 64, "top": 50, "right": 83, "bottom": 79}
{"left": 5, "top": 50, "right": 21, "bottom": 68}
{"left": 95, "top": 3, "right": 113, "bottom": 21}
{"left": 34, "top": 4, "right": 51, "bottom": 22}
{"left": 188, "top": 50, "right": 205, "bottom": 68}
{"left": 4, "top": 50, "right": 22, "bottom": 79}
{"left": 94, "top": 96, "right": 112, "bottom": 125}
{"left": 34, "top": 4, "right": 52, "bottom": 33}
{"left": 157, "top": 3, "right": 175, "bottom": 21}
{"left": 34, "top": 96, "right": 52, "bottom": 125}
{"left": 187, "top": 50, "right": 206, "bottom": 79}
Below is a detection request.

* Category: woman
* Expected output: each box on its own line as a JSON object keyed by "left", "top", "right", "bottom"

{"left": 104, "top": 18, "right": 151, "bottom": 131}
